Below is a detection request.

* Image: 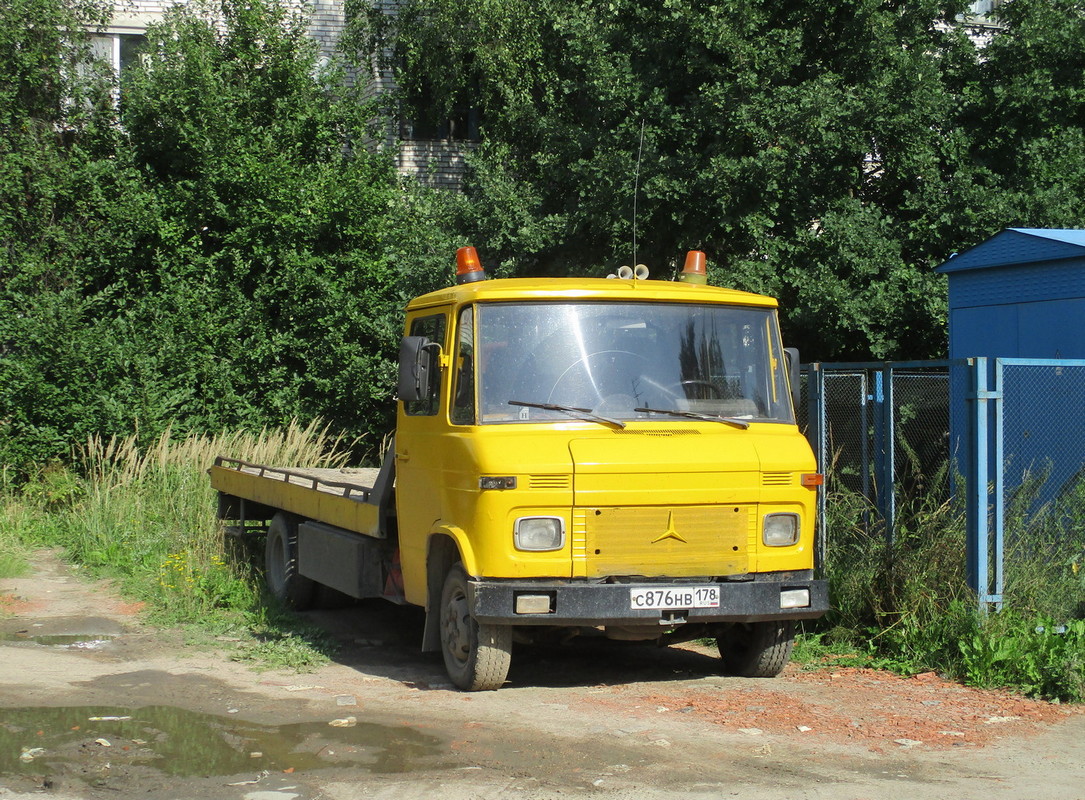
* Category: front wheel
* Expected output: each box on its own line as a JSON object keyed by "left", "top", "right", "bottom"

{"left": 440, "top": 563, "right": 512, "bottom": 691}
{"left": 716, "top": 620, "right": 795, "bottom": 677}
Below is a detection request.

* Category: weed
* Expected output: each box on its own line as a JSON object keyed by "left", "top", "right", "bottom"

{"left": 151, "top": 551, "right": 257, "bottom": 623}
{"left": 811, "top": 458, "right": 1085, "bottom": 702}
{"left": 0, "top": 548, "right": 29, "bottom": 580}
{"left": 960, "top": 614, "right": 1085, "bottom": 700}
{"left": 20, "top": 465, "right": 85, "bottom": 511}
{"left": 0, "top": 482, "right": 53, "bottom": 578}
{"left": 791, "top": 629, "right": 877, "bottom": 670}
{"left": 1002, "top": 469, "right": 1085, "bottom": 620}
{"left": 0, "top": 420, "right": 353, "bottom": 670}
{"left": 233, "top": 608, "right": 337, "bottom": 672}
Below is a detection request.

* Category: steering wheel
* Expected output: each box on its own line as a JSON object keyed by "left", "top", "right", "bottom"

{"left": 547, "top": 350, "right": 647, "bottom": 405}
{"left": 665, "top": 379, "right": 723, "bottom": 400}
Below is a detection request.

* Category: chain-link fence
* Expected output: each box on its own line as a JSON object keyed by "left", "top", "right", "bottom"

{"left": 801, "top": 361, "right": 953, "bottom": 551}
{"left": 804, "top": 357, "right": 1085, "bottom": 613}
{"left": 970, "top": 358, "right": 1085, "bottom": 613}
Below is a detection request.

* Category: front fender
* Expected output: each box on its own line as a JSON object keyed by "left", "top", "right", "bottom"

{"left": 430, "top": 521, "right": 478, "bottom": 576}
{"left": 421, "top": 522, "right": 477, "bottom": 653}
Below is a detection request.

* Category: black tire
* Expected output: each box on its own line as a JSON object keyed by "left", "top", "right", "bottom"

{"left": 716, "top": 620, "right": 795, "bottom": 678}
{"left": 440, "top": 563, "right": 512, "bottom": 691}
{"left": 265, "top": 513, "right": 317, "bottom": 610}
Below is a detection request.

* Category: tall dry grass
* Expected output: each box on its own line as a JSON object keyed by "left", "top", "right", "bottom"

{"left": 82, "top": 418, "right": 354, "bottom": 486}
{"left": 6, "top": 421, "right": 354, "bottom": 630}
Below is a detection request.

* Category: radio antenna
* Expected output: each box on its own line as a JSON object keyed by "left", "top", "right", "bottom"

{"left": 632, "top": 119, "right": 645, "bottom": 267}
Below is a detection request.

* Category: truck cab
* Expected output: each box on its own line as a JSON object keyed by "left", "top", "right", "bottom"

{"left": 394, "top": 250, "right": 827, "bottom": 689}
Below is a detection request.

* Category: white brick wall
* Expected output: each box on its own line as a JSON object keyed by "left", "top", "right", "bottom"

{"left": 103, "top": 0, "right": 469, "bottom": 189}
{"left": 398, "top": 140, "right": 472, "bottom": 189}
{"left": 105, "top": 0, "right": 345, "bottom": 61}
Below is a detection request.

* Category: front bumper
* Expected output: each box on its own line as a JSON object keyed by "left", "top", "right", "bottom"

{"left": 470, "top": 573, "right": 829, "bottom": 626}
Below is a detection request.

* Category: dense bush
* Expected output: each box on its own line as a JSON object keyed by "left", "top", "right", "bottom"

{"left": 0, "top": 0, "right": 460, "bottom": 474}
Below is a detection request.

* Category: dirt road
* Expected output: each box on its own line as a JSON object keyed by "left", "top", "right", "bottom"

{"left": 2, "top": 551, "right": 1083, "bottom": 800}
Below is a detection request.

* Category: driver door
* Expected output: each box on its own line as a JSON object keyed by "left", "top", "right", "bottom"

{"left": 395, "top": 310, "right": 449, "bottom": 605}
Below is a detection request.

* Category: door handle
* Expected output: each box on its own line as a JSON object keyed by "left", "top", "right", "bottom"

{"left": 397, "top": 449, "right": 410, "bottom": 463}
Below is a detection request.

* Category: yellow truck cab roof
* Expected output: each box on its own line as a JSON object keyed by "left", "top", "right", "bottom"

{"left": 405, "top": 277, "right": 779, "bottom": 311}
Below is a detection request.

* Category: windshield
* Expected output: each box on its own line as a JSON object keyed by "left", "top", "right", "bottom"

{"left": 472, "top": 301, "right": 794, "bottom": 424}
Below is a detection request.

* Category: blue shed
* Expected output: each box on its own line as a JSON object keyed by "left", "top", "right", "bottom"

{"left": 937, "top": 228, "right": 1085, "bottom": 359}
{"left": 935, "top": 229, "right": 1085, "bottom": 607}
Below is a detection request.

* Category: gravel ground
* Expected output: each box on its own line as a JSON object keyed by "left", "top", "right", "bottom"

{"left": 1, "top": 550, "right": 1082, "bottom": 800}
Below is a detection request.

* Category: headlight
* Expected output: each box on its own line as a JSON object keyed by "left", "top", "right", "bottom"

{"left": 514, "top": 517, "right": 565, "bottom": 551}
{"left": 763, "top": 513, "right": 800, "bottom": 546}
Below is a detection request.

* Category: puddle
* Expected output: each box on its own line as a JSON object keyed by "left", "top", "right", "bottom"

{"left": 0, "top": 616, "right": 124, "bottom": 648}
{"left": 0, "top": 706, "right": 450, "bottom": 778}
{"left": 0, "top": 631, "right": 117, "bottom": 647}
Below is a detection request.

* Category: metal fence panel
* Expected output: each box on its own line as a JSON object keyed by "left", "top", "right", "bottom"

{"left": 803, "top": 361, "right": 953, "bottom": 547}
{"left": 807, "top": 357, "right": 1085, "bottom": 612}
{"left": 997, "top": 359, "right": 1085, "bottom": 612}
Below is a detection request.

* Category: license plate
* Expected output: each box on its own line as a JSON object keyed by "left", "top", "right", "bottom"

{"left": 630, "top": 586, "right": 720, "bottom": 610}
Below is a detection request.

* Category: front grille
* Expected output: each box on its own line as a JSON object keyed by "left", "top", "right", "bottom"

{"left": 576, "top": 505, "right": 750, "bottom": 578}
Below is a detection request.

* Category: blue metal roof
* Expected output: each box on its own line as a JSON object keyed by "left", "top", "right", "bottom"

{"left": 936, "top": 228, "right": 1085, "bottom": 274}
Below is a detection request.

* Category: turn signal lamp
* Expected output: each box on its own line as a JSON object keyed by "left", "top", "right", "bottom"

{"left": 801, "top": 473, "right": 825, "bottom": 487}
{"left": 678, "top": 250, "right": 708, "bottom": 284}
{"left": 456, "top": 246, "right": 487, "bottom": 284}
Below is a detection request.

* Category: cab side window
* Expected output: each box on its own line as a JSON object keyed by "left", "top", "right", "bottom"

{"left": 405, "top": 313, "right": 446, "bottom": 416}
{"left": 451, "top": 306, "right": 475, "bottom": 425}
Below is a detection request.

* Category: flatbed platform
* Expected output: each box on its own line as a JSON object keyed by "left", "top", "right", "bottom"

{"left": 210, "top": 456, "right": 387, "bottom": 538}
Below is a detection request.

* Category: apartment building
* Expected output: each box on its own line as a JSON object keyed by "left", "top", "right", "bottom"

{"left": 93, "top": 0, "right": 469, "bottom": 187}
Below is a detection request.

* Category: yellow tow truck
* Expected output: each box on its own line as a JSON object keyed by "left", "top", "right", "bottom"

{"left": 211, "top": 248, "right": 827, "bottom": 690}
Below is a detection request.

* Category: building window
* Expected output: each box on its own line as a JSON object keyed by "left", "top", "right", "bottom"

{"left": 90, "top": 32, "right": 146, "bottom": 86}
{"left": 964, "top": 0, "right": 1005, "bottom": 24}
{"left": 397, "top": 67, "right": 481, "bottom": 142}
{"left": 399, "top": 103, "right": 480, "bottom": 142}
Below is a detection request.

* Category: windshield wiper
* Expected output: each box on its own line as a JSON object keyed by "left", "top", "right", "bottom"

{"left": 509, "top": 400, "right": 626, "bottom": 429}
{"left": 634, "top": 406, "right": 751, "bottom": 429}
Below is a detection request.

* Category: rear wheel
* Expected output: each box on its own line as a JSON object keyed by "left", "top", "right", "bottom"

{"left": 265, "top": 513, "right": 316, "bottom": 610}
{"left": 440, "top": 563, "right": 512, "bottom": 691}
{"left": 716, "top": 620, "right": 795, "bottom": 677}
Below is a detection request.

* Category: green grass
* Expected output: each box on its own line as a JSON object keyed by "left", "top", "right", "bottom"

{"left": 0, "top": 473, "right": 54, "bottom": 579}
{"left": 0, "top": 532, "right": 32, "bottom": 580}
{"left": 0, "top": 420, "right": 353, "bottom": 670}
{"left": 0, "top": 551, "right": 29, "bottom": 581}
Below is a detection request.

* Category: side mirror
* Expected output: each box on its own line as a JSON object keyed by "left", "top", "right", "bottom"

{"left": 398, "top": 336, "right": 433, "bottom": 402}
{"left": 783, "top": 348, "right": 801, "bottom": 410}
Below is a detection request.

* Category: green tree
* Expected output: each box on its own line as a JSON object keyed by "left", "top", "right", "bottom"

{"left": 117, "top": 0, "right": 408, "bottom": 437}
{"left": 357, "top": 0, "right": 998, "bottom": 360}
{"left": 965, "top": 0, "right": 1085, "bottom": 228}
{"left": 0, "top": 0, "right": 157, "bottom": 469}
{"left": 1, "top": 0, "right": 459, "bottom": 473}
{"left": 0, "top": 0, "right": 121, "bottom": 299}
